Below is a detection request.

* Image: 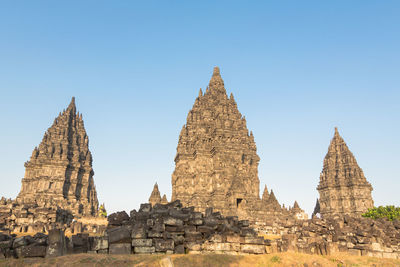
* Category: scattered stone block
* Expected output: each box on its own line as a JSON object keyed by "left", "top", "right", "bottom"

{"left": 155, "top": 239, "right": 174, "bottom": 252}
{"left": 240, "top": 244, "right": 265, "bottom": 254}
{"left": 109, "top": 243, "right": 131, "bottom": 254}
{"left": 90, "top": 236, "right": 108, "bottom": 251}
{"left": 174, "top": 244, "right": 184, "bottom": 254}
{"left": 132, "top": 239, "right": 152, "bottom": 247}
{"left": 108, "top": 227, "right": 131, "bottom": 244}
{"left": 164, "top": 217, "right": 183, "bottom": 226}
{"left": 46, "top": 229, "right": 66, "bottom": 257}
{"left": 134, "top": 246, "right": 156, "bottom": 254}
{"left": 21, "top": 245, "right": 46, "bottom": 258}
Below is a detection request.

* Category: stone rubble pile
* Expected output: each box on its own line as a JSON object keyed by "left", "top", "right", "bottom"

{"left": 0, "top": 200, "right": 271, "bottom": 258}
{"left": 106, "top": 200, "right": 268, "bottom": 255}
{"left": 280, "top": 215, "right": 400, "bottom": 259}
{"left": 2, "top": 202, "right": 400, "bottom": 259}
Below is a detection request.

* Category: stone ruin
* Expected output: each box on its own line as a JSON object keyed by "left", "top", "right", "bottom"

{"left": 0, "top": 200, "right": 269, "bottom": 258}
{"left": 168, "top": 67, "right": 307, "bottom": 230}
{"left": 2, "top": 200, "right": 400, "bottom": 259}
{"left": 0, "top": 98, "right": 106, "bottom": 235}
{"left": 316, "top": 127, "right": 374, "bottom": 218}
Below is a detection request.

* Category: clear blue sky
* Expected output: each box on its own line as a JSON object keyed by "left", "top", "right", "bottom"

{"left": 0, "top": 1, "right": 399, "bottom": 215}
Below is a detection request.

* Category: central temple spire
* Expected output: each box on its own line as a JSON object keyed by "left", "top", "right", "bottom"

{"left": 171, "top": 67, "right": 260, "bottom": 215}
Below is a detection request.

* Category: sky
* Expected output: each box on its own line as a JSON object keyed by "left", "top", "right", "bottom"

{"left": 0, "top": 1, "right": 399, "bottom": 216}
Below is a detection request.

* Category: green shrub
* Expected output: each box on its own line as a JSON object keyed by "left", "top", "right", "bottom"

{"left": 362, "top": 206, "right": 400, "bottom": 221}
{"left": 270, "top": 255, "right": 281, "bottom": 263}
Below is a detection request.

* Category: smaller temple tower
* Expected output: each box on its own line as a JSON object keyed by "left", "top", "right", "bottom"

{"left": 317, "top": 128, "right": 374, "bottom": 218}
{"left": 149, "top": 183, "right": 162, "bottom": 206}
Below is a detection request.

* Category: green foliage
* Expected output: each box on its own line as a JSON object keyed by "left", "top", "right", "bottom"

{"left": 362, "top": 206, "right": 400, "bottom": 221}
{"left": 99, "top": 204, "right": 107, "bottom": 218}
{"left": 270, "top": 255, "right": 281, "bottom": 263}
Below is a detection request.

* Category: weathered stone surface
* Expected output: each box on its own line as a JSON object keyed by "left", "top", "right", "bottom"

{"left": 46, "top": 229, "right": 66, "bottom": 257}
{"left": 13, "top": 237, "right": 29, "bottom": 248}
{"left": 108, "top": 211, "right": 130, "bottom": 226}
{"left": 109, "top": 243, "right": 131, "bottom": 254}
{"left": 134, "top": 246, "right": 155, "bottom": 254}
{"left": 240, "top": 244, "right": 265, "bottom": 254}
{"left": 316, "top": 128, "right": 374, "bottom": 218}
{"left": 174, "top": 244, "right": 185, "bottom": 254}
{"left": 0, "top": 240, "right": 12, "bottom": 249}
{"left": 21, "top": 245, "right": 46, "bottom": 258}
{"left": 90, "top": 236, "right": 108, "bottom": 251}
{"left": 131, "top": 225, "right": 147, "bottom": 239}
{"left": 154, "top": 239, "right": 174, "bottom": 252}
{"left": 108, "top": 227, "right": 131, "bottom": 244}
{"left": 164, "top": 217, "right": 183, "bottom": 226}
{"left": 132, "top": 239, "right": 152, "bottom": 247}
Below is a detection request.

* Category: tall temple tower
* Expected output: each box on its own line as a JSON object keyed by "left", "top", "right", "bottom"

{"left": 171, "top": 67, "right": 261, "bottom": 215}
{"left": 17, "top": 97, "right": 99, "bottom": 217}
{"left": 317, "top": 128, "right": 374, "bottom": 217}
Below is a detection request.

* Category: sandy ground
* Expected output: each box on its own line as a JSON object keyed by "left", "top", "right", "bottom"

{"left": 1, "top": 252, "right": 400, "bottom": 267}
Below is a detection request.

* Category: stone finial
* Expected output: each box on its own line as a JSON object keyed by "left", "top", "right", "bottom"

{"left": 312, "top": 198, "right": 320, "bottom": 217}
{"left": 198, "top": 88, "right": 203, "bottom": 98}
{"left": 262, "top": 185, "right": 269, "bottom": 201}
{"left": 208, "top": 66, "right": 226, "bottom": 94}
{"left": 293, "top": 201, "right": 300, "bottom": 209}
{"left": 266, "top": 190, "right": 281, "bottom": 210}
{"left": 161, "top": 194, "right": 168, "bottom": 204}
{"left": 67, "top": 97, "right": 76, "bottom": 111}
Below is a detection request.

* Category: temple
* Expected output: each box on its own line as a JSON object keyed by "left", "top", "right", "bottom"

{"left": 316, "top": 128, "right": 374, "bottom": 217}
{"left": 169, "top": 67, "right": 307, "bottom": 228}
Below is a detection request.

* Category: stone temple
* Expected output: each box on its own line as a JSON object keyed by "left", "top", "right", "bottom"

{"left": 170, "top": 67, "right": 307, "bottom": 227}
{"left": 316, "top": 127, "right": 374, "bottom": 218}
{"left": 17, "top": 97, "right": 99, "bottom": 217}
{"left": 0, "top": 98, "right": 103, "bottom": 234}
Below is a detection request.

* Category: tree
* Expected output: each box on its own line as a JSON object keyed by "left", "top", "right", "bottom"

{"left": 362, "top": 206, "right": 400, "bottom": 221}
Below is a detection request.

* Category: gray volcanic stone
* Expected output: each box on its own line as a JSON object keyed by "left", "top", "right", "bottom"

{"left": 108, "top": 211, "right": 130, "bottom": 226}
{"left": 139, "top": 204, "right": 152, "bottom": 213}
{"left": 134, "top": 246, "right": 155, "bottom": 254}
{"left": 131, "top": 225, "right": 147, "bottom": 239}
{"left": 132, "top": 239, "right": 152, "bottom": 247}
{"left": 174, "top": 244, "right": 185, "bottom": 254}
{"left": 90, "top": 236, "right": 108, "bottom": 251}
{"left": 108, "top": 227, "right": 131, "bottom": 244}
{"left": 21, "top": 245, "right": 46, "bottom": 258}
{"left": 0, "top": 240, "right": 12, "bottom": 249}
{"left": 109, "top": 243, "right": 131, "bottom": 254}
{"left": 164, "top": 217, "right": 183, "bottom": 226}
{"left": 46, "top": 229, "right": 66, "bottom": 257}
{"left": 13, "top": 237, "right": 29, "bottom": 248}
{"left": 155, "top": 239, "right": 174, "bottom": 252}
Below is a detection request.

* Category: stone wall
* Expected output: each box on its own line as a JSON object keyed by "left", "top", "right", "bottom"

{"left": 0, "top": 200, "right": 269, "bottom": 258}
{"left": 279, "top": 215, "right": 400, "bottom": 259}
{"left": 0, "top": 197, "right": 106, "bottom": 237}
{"left": 2, "top": 201, "right": 400, "bottom": 259}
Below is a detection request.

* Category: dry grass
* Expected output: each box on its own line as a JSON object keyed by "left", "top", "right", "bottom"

{"left": 0, "top": 252, "right": 399, "bottom": 267}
